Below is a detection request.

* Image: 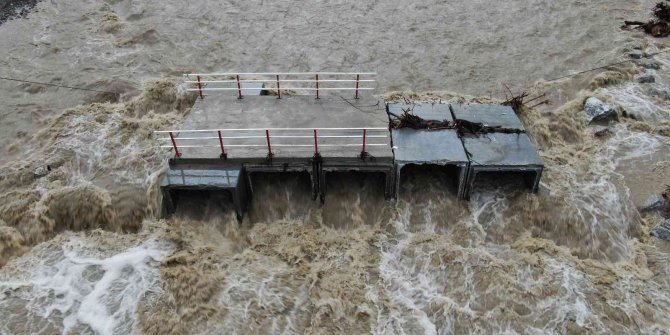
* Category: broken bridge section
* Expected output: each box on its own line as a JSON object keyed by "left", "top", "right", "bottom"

{"left": 451, "top": 104, "right": 543, "bottom": 198}
{"left": 388, "top": 102, "right": 543, "bottom": 200}
{"left": 389, "top": 103, "right": 469, "bottom": 199}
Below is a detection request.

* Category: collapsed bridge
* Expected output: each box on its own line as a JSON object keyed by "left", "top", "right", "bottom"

{"left": 156, "top": 72, "right": 543, "bottom": 219}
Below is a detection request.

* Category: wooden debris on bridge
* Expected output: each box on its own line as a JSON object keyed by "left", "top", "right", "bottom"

{"left": 388, "top": 101, "right": 452, "bottom": 130}
{"left": 454, "top": 119, "right": 526, "bottom": 135}
{"left": 388, "top": 99, "right": 527, "bottom": 135}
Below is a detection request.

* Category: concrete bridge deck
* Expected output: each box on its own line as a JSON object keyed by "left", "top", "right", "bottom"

{"left": 179, "top": 94, "right": 392, "bottom": 160}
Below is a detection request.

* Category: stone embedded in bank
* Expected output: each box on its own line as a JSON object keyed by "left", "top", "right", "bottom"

{"left": 584, "top": 97, "right": 618, "bottom": 124}
{"left": 644, "top": 87, "right": 670, "bottom": 101}
{"left": 32, "top": 165, "right": 51, "bottom": 179}
{"left": 636, "top": 59, "right": 662, "bottom": 70}
{"left": 651, "top": 220, "right": 670, "bottom": 241}
{"left": 637, "top": 73, "right": 656, "bottom": 84}
{"left": 639, "top": 194, "right": 667, "bottom": 213}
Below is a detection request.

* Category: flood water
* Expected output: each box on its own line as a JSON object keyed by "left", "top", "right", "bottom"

{"left": 1, "top": 0, "right": 670, "bottom": 334}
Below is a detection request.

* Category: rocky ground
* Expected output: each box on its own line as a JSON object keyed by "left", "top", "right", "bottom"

{"left": 0, "top": 0, "right": 41, "bottom": 25}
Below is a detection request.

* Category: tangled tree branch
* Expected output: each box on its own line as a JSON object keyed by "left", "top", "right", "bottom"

{"left": 654, "top": 2, "right": 670, "bottom": 21}
{"left": 501, "top": 85, "right": 548, "bottom": 113}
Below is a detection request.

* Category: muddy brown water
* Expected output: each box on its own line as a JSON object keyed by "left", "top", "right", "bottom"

{"left": 1, "top": 0, "right": 670, "bottom": 334}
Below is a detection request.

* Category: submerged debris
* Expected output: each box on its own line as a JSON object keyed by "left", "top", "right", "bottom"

{"left": 592, "top": 126, "right": 613, "bottom": 138}
{"left": 654, "top": 2, "right": 670, "bottom": 21}
{"left": 624, "top": 20, "right": 670, "bottom": 38}
{"left": 623, "top": 2, "right": 670, "bottom": 37}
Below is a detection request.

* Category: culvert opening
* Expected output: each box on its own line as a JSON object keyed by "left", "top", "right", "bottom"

{"left": 399, "top": 164, "right": 464, "bottom": 195}
{"left": 247, "top": 171, "right": 314, "bottom": 222}
{"left": 249, "top": 171, "right": 313, "bottom": 196}
{"left": 170, "top": 188, "right": 235, "bottom": 220}
{"left": 324, "top": 171, "right": 387, "bottom": 198}
{"left": 470, "top": 170, "right": 539, "bottom": 194}
{"left": 321, "top": 171, "right": 389, "bottom": 228}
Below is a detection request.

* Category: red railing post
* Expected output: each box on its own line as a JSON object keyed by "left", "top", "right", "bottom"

{"left": 265, "top": 130, "right": 273, "bottom": 158}
{"left": 361, "top": 129, "right": 367, "bottom": 158}
{"left": 217, "top": 130, "right": 227, "bottom": 159}
{"left": 196, "top": 75, "right": 204, "bottom": 99}
{"left": 313, "top": 129, "right": 319, "bottom": 154}
{"left": 169, "top": 132, "right": 181, "bottom": 158}
{"left": 315, "top": 74, "right": 320, "bottom": 99}
{"left": 276, "top": 75, "right": 281, "bottom": 99}
{"left": 236, "top": 75, "right": 243, "bottom": 99}
{"left": 355, "top": 74, "right": 360, "bottom": 99}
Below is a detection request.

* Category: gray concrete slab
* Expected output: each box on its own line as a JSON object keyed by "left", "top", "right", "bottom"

{"left": 388, "top": 102, "right": 465, "bottom": 164}
{"left": 451, "top": 104, "right": 524, "bottom": 130}
{"left": 390, "top": 129, "right": 469, "bottom": 199}
{"left": 388, "top": 102, "right": 469, "bottom": 199}
{"left": 461, "top": 132, "right": 543, "bottom": 198}
{"left": 174, "top": 95, "right": 392, "bottom": 159}
{"left": 388, "top": 102, "right": 453, "bottom": 121}
{"left": 461, "top": 133, "right": 542, "bottom": 166}
{"left": 391, "top": 129, "right": 467, "bottom": 164}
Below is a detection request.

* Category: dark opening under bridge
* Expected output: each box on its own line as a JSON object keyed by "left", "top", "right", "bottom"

{"left": 156, "top": 72, "right": 543, "bottom": 219}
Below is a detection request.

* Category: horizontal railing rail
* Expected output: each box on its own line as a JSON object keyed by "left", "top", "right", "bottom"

{"left": 155, "top": 127, "right": 389, "bottom": 159}
{"left": 183, "top": 72, "right": 376, "bottom": 100}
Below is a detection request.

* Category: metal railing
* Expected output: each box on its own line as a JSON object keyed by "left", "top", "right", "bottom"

{"left": 183, "top": 72, "right": 376, "bottom": 99}
{"left": 155, "top": 127, "right": 389, "bottom": 159}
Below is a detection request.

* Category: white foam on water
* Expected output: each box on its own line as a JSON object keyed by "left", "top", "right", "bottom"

{"left": 601, "top": 83, "right": 670, "bottom": 121}
{"left": 214, "top": 254, "right": 296, "bottom": 332}
{"left": 541, "top": 259, "right": 605, "bottom": 333}
{"left": 53, "top": 112, "right": 164, "bottom": 186}
{"left": 0, "top": 235, "right": 172, "bottom": 335}
{"left": 563, "top": 123, "right": 663, "bottom": 260}
{"left": 376, "top": 205, "right": 467, "bottom": 335}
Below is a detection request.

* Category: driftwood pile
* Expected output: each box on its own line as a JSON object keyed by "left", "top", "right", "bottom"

{"left": 623, "top": 2, "right": 670, "bottom": 37}
{"left": 387, "top": 101, "right": 526, "bottom": 135}
{"left": 453, "top": 119, "right": 525, "bottom": 136}
{"left": 388, "top": 105, "right": 451, "bottom": 130}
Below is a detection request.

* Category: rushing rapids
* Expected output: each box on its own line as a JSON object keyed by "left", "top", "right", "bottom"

{"left": 1, "top": 0, "right": 670, "bottom": 334}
